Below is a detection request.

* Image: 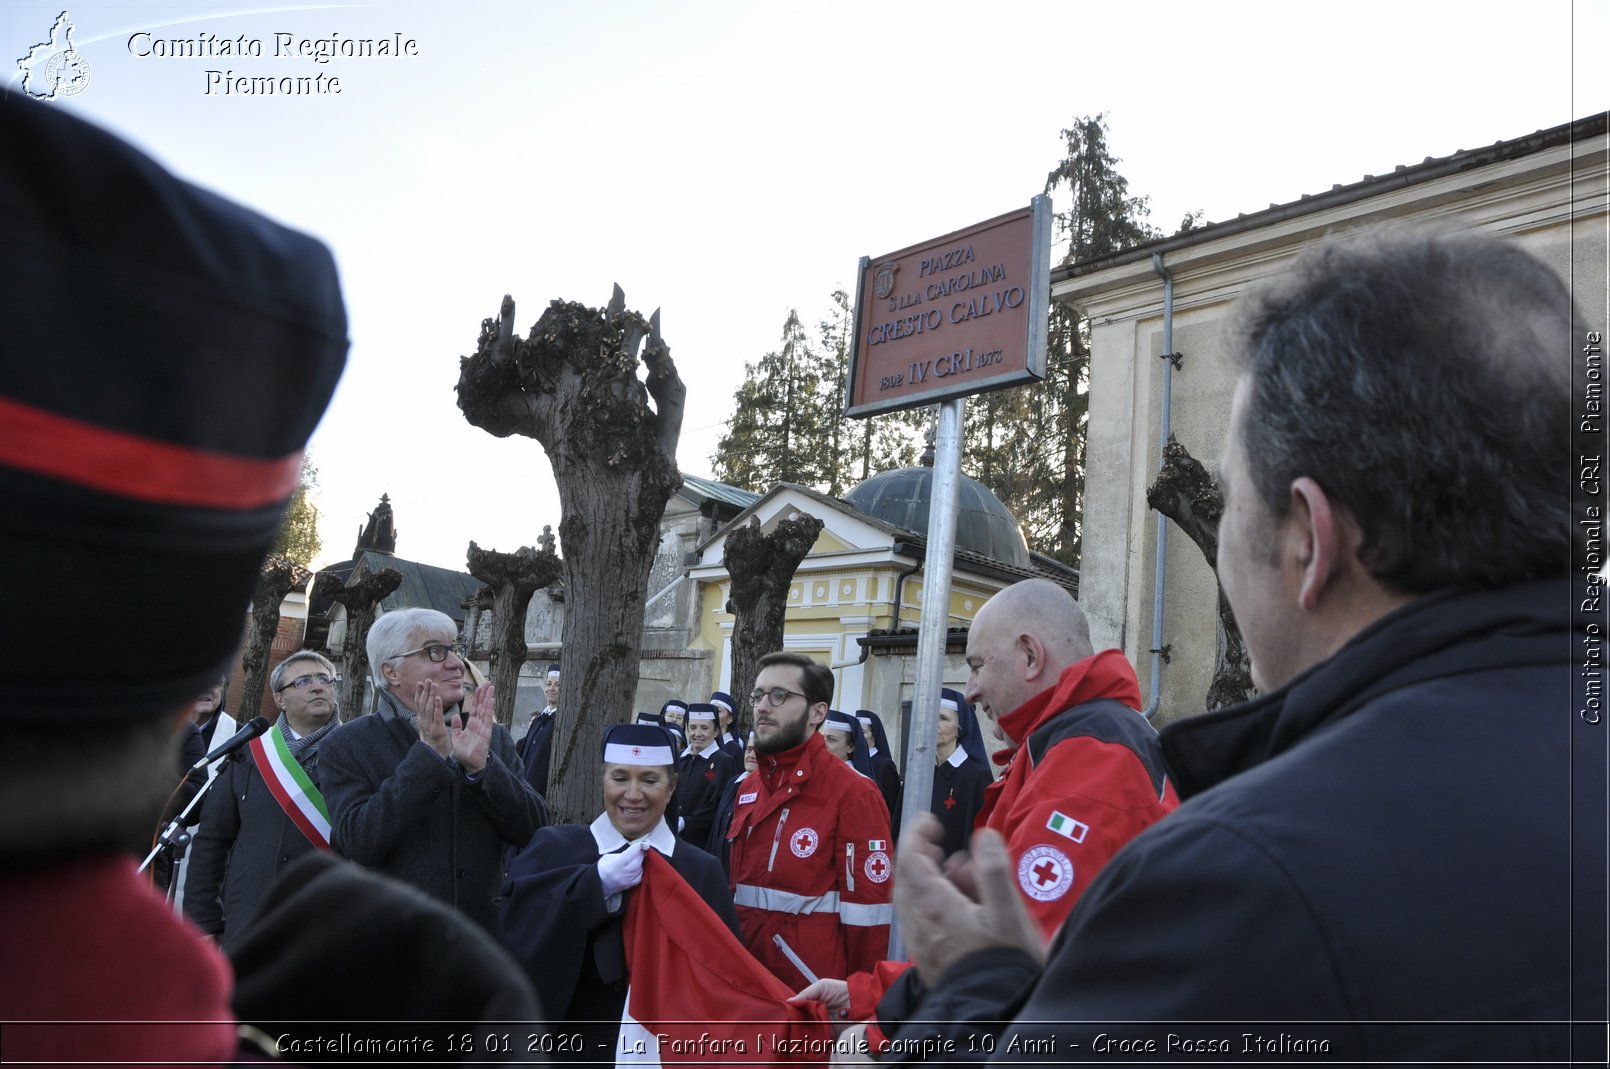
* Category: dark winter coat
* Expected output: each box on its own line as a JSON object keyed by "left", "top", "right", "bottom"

{"left": 319, "top": 691, "right": 546, "bottom": 934}
{"left": 182, "top": 741, "right": 326, "bottom": 949}
{"left": 889, "top": 580, "right": 1606, "bottom": 1062}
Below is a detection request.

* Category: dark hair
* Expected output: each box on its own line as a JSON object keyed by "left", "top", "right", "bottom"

{"left": 1233, "top": 230, "right": 1582, "bottom": 594}
{"left": 0, "top": 711, "right": 177, "bottom": 861}
{"left": 756, "top": 651, "right": 834, "bottom": 707}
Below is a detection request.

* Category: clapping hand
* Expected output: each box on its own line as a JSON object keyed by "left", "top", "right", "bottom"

{"left": 894, "top": 813, "right": 1047, "bottom": 985}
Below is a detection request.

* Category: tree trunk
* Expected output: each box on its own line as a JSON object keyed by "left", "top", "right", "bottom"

{"left": 329, "top": 568, "right": 403, "bottom": 720}
{"left": 466, "top": 541, "right": 562, "bottom": 731}
{"left": 238, "top": 557, "right": 308, "bottom": 722}
{"left": 464, "top": 585, "right": 493, "bottom": 660}
{"left": 1145, "top": 436, "right": 1255, "bottom": 709}
{"left": 457, "top": 287, "right": 686, "bottom": 825}
{"left": 723, "top": 512, "right": 825, "bottom": 720}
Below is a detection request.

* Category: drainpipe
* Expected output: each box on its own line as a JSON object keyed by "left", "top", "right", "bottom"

{"left": 829, "top": 546, "right": 921, "bottom": 670}
{"left": 1143, "top": 252, "right": 1177, "bottom": 720}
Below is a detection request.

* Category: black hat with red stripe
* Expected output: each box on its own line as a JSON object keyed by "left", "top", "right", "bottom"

{"left": 0, "top": 98, "right": 347, "bottom": 721}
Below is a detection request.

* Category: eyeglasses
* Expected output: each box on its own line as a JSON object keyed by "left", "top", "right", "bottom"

{"left": 750, "top": 686, "right": 807, "bottom": 708}
{"left": 396, "top": 642, "right": 465, "bottom": 663}
{"left": 278, "top": 673, "right": 334, "bottom": 692}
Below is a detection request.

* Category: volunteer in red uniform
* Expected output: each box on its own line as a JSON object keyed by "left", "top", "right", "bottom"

{"left": 725, "top": 651, "right": 893, "bottom": 987}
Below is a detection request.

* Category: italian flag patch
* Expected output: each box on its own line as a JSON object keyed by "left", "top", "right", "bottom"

{"left": 868, "top": 839, "right": 887, "bottom": 851}
{"left": 1046, "top": 811, "right": 1089, "bottom": 844}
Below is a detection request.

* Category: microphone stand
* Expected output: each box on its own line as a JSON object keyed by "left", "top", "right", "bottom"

{"left": 136, "top": 748, "right": 242, "bottom": 897}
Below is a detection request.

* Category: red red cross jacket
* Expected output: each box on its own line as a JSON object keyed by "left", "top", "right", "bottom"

{"left": 849, "top": 650, "right": 1181, "bottom": 1038}
{"left": 726, "top": 731, "right": 893, "bottom": 987}
{"left": 977, "top": 648, "right": 1180, "bottom": 940}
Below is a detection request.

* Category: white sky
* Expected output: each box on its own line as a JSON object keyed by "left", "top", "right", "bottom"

{"left": 9, "top": 0, "right": 1606, "bottom": 572}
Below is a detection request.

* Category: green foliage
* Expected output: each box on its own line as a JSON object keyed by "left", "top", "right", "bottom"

{"left": 714, "top": 296, "right": 920, "bottom": 495}
{"left": 715, "top": 115, "right": 1170, "bottom": 569}
{"left": 957, "top": 114, "right": 1165, "bottom": 567}
{"left": 270, "top": 455, "right": 321, "bottom": 566}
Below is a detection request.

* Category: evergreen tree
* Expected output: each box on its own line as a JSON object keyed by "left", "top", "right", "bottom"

{"left": 714, "top": 309, "right": 825, "bottom": 490}
{"left": 962, "top": 114, "right": 1164, "bottom": 567}
{"left": 270, "top": 455, "right": 321, "bottom": 566}
{"left": 714, "top": 114, "right": 1181, "bottom": 554}
{"left": 715, "top": 297, "right": 919, "bottom": 495}
{"left": 815, "top": 289, "right": 921, "bottom": 495}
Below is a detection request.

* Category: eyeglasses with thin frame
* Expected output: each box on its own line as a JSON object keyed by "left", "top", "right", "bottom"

{"left": 396, "top": 642, "right": 465, "bottom": 664}
{"left": 749, "top": 686, "right": 807, "bottom": 708}
{"left": 277, "top": 673, "right": 334, "bottom": 692}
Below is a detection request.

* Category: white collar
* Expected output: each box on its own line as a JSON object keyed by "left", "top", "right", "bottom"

{"left": 681, "top": 741, "right": 719, "bottom": 759}
{"left": 945, "top": 747, "right": 968, "bottom": 768}
{"left": 868, "top": 746, "right": 880, "bottom": 757}
{"left": 541, "top": 706, "right": 557, "bottom": 716}
{"left": 588, "top": 812, "right": 677, "bottom": 857}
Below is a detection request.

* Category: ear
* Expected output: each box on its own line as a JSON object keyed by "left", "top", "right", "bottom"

{"left": 379, "top": 659, "right": 401, "bottom": 688}
{"left": 807, "top": 701, "right": 829, "bottom": 732}
{"left": 1288, "top": 477, "right": 1344, "bottom": 610}
{"left": 1016, "top": 632, "right": 1053, "bottom": 686}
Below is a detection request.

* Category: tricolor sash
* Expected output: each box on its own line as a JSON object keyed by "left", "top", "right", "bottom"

{"left": 247, "top": 723, "right": 332, "bottom": 849}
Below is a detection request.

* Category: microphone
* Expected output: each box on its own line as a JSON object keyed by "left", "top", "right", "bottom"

{"left": 189, "top": 715, "right": 270, "bottom": 771}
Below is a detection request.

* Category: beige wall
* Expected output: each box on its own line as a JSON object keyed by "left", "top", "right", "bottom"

{"left": 1061, "top": 131, "right": 1609, "bottom": 725}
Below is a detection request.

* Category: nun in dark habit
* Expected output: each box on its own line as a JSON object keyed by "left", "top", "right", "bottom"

{"left": 499, "top": 723, "right": 738, "bottom": 1060}
{"left": 931, "top": 687, "right": 994, "bottom": 859}
{"left": 856, "top": 710, "right": 903, "bottom": 838}
{"left": 706, "top": 730, "right": 757, "bottom": 879}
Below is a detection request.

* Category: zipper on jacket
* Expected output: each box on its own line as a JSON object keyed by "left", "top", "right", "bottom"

{"left": 768, "top": 807, "right": 790, "bottom": 872}
{"left": 845, "top": 842, "right": 856, "bottom": 893}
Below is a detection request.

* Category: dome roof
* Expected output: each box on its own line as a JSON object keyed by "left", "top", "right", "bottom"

{"left": 844, "top": 465, "right": 1029, "bottom": 568}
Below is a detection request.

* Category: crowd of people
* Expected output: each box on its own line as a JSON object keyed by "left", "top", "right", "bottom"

{"left": 2, "top": 94, "right": 1600, "bottom": 1066}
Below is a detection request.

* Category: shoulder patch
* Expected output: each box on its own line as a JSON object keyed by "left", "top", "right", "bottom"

{"left": 1017, "top": 844, "right": 1074, "bottom": 902}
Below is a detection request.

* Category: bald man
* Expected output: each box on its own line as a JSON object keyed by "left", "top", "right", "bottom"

{"left": 798, "top": 579, "right": 1179, "bottom": 1044}
{"left": 950, "top": 579, "right": 1178, "bottom": 937}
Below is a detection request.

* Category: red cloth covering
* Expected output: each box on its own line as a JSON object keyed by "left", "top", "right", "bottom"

{"left": 1, "top": 856, "right": 237, "bottom": 1067}
{"left": 621, "top": 849, "right": 834, "bottom": 1065}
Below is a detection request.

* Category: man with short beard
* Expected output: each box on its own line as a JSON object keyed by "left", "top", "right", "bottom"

{"left": 725, "top": 651, "right": 893, "bottom": 987}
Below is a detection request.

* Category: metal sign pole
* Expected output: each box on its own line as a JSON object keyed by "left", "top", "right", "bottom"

{"left": 887, "top": 395, "right": 966, "bottom": 961}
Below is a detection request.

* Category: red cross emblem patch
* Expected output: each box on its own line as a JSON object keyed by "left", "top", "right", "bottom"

{"left": 864, "top": 850, "right": 891, "bottom": 883}
{"left": 1016, "top": 844, "right": 1074, "bottom": 902}
{"left": 790, "top": 827, "right": 819, "bottom": 859}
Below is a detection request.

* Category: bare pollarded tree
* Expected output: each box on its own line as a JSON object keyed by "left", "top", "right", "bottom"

{"left": 465, "top": 541, "right": 561, "bottom": 732}
{"left": 329, "top": 567, "right": 402, "bottom": 721}
{"left": 237, "top": 556, "right": 309, "bottom": 722}
{"left": 723, "top": 512, "right": 825, "bottom": 719}
{"left": 457, "top": 287, "right": 685, "bottom": 824}
{"left": 1146, "top": 436, "right": 1254, "bottom": 709}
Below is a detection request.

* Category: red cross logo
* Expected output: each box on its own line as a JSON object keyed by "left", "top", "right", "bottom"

{"left": 705, "top": 769, "right": 716, "bottom": 781}
{"left": 870, "top": 856, "right": 887, "bottom": 878}
{"left": 943, "top": 794, "right": 957, "bottom": 809}
{"left": 631, "top": 746, "right": 641, "bottom": 756}
{"left": 1016, "top": 844, "right": 1074, "bottom": 902}
{"left": 864, "top": 849, "right": 892, "bottom": 884}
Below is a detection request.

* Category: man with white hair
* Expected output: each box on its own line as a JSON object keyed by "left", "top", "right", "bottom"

{"left": 320, "top": 607, "right": 546, "bottom": 933}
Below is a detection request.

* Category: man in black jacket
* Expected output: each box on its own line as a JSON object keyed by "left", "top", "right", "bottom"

{"left": 320, "top": 607, "right": 546, "bottom": 933}
{"left": 886, "top": 232, "right": 1607, "bottom": 1062}
{"left": 184, "top": 651, "right": 340, "bottom": 947}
